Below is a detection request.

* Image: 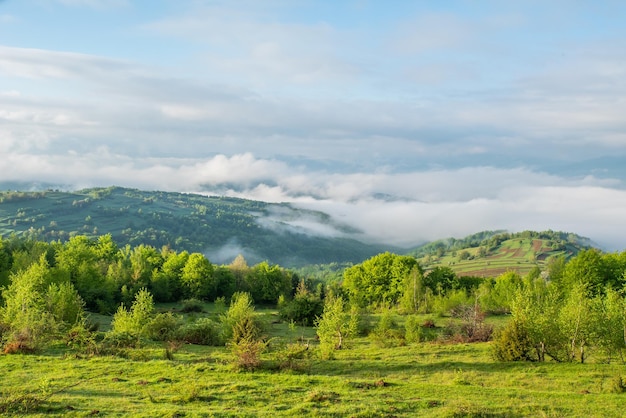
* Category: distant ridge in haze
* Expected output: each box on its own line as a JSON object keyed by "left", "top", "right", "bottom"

{"left": 0, "top": 186, "right": 393, "bottom": 267}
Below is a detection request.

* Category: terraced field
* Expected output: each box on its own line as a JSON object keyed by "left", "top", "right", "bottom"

{"left": 420, "top": 238, "right": 583, "bottom": 277}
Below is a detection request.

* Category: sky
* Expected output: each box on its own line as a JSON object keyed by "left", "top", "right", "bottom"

{"left": 1, "top": 0, "right": 625, "bottom": 250}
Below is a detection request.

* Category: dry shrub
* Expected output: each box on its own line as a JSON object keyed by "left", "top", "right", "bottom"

{"left": 231, "top": 337, "right": 267, "bottom": 371}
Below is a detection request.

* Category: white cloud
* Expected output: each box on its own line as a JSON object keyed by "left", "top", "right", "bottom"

{"left": 1, "top": 151, "right": 624, "bottom": 250}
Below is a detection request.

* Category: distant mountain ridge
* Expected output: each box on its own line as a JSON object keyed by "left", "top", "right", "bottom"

{"left": 0, "top": 186, "right": 600, "bottom": 272}
{"left": 0, "top": 186, "right": 392, "bottom": 267}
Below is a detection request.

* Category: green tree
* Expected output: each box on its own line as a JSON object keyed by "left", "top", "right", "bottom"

{"left": 478, "top": 271, "right": 523, "bottom": 314}
{"left": 315, "top": 296, "right": 359, "bottom": 360}
{"left": 56, "top": 235, "right": 113, "bottom": 312}
{"left": 424, "top": 266, "right": 457, "bottom": 295}
{"left": 279, "top": 279, "right": 323, "bottom": 326}
{"left": 110, "top": 288, "right": 155, "bottom": 338}
{"left": 400, "top": 266, "right": 426, "bottom": 313}
{"left": 591, "top": 287, "right": 626, "bottom": 363}
{"left": 559, "top": 283, "right": 594, "bottom": 362}
{"left": 220, "top": 292, "right": 262, "bottom": 344}
{"left": 343, "top": 252, "right": 419, "bottom": 308}
{"left": 0, "top": 255, "right": 84, "bottom": 351}
{"left": 245, "top": 261, "right": 291, "bottom": 304}
{"left": 180, "top": 253, "right": 215, "bottom": 300}
{"left": 150, "top": 250, "right": 189, "bottom": 302}
{"left": 560, "top": 249, "right": 610, "bottom": 295}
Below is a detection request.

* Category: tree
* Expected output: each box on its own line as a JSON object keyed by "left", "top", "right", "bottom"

{"left": 315, "top": 296, "right": 359, "bottom": 360}
{"left": 559, "top": 283, "right": 594, "bottom": 362}
{"left": 424, "top": 266, "right": 457, "bottom": 295}
{"left": 400, "top": 266, "right": 425, "bottom": 313}
{"left": 591, "top": 287, "right": 626, "bottom": 363}
{"left": 279, "top": 279, "right": 323, "bottom": 326}
{"left": 560, "top": 249, "right": 610, "bottom": 295}
{"left": 343, "top": 252, "right": 419, "bottom": 308}
{"left": 151, "top": 250, "right": 189, "bottom": 302}
{"left": 110, "top": 288, "right": 155, "bottom": 338}
{"left": 478, "top": 271, "right": 523, "bottom": 314}
{"left": 0, "top": 255, "right": 84, "bottom": 352}
{"left": 180, "top": 253, "right": 215, "bottom": 300}
{"left": 56, "top": 235, "right": 113, "bottom": 312}
{"left": 220, "top": 292, "right": 262, "bottom": 343}
{"left": 245, "top": 261, "right": 291, "bottom": 304}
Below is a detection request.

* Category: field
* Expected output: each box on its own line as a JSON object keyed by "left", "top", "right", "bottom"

{"left": 421, "top": 238, "right": 580, "bottom": 277}
{"left": 1, "top": 307, "right": 625, "bottom": 417}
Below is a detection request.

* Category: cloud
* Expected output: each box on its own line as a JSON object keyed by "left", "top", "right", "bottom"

{"left": 1, "top": 151, "right": 624, "bottom": 250}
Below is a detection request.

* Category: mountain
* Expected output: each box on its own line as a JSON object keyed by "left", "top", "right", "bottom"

{"left": 0, "top": 187, "right": 394, "bottom": 267}
{"left": 407, "top": 230, "right": 595, "bottom": 277}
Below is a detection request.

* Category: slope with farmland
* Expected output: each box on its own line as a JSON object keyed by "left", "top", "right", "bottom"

{"left": 409, "top": 230, "right": 594, "bottom": 277}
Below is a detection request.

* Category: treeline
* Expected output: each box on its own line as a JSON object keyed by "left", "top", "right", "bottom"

{"left": 1, "top": 233, "right": 626, "bottom": 365}
{"left": 338, "top": 249, "right": 626, "bottom": 363}
{"left": 0, "top": 234, "right": 310, "bottom": 315}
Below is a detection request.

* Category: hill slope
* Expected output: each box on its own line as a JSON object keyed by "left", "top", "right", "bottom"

{"left": 409, "top": 230, "right": 594, "bottom": 277}
{"left": 0, "top": 187, "right": 392, "bottom": 267}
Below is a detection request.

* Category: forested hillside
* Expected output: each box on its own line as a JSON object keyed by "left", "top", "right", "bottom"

{"left": 0, "top": 187, "right": 391, "bottom": 267}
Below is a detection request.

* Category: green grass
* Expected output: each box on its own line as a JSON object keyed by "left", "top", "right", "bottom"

{"left": 1, "top": 308, "right": 625, "bottom": 417}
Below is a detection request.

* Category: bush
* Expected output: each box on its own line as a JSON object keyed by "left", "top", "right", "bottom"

{"left": 220, "top": 292, "right": 263, "bottom": 343}
{"left": 176, "top": 318, "right": 222, "bottom": 346}
{"left": 110, "top": 288, "right": 154, "bottom": 338}
{"left": 441, "top": 304, "right": 493, "bottom": 343}
{"left": 492, "top": 320, "right": 535, "bottom": 362}
{"left": 144, "top": 312, "right": 182, "bottom": 342}
{"left": 609, "top": 375, "right": 626, "bottom": 394}
{"left": 315, "top": 297, "right": 359, "bottom": 360}
{"left": 101, "top": 331, "right": 141, "bottom": 350}
{"left": 180, "top": 298, "right": 204, "bottom": 313}
{"left": 274, "top": 342, "right": 311, "bottom": 372}
{"left": 279, "top": 282, "right": 323, "bottom": 326}
{"left": 369, "top": 310, "right": 404, "bottom": 347}
{"left": 405, "top": 315, "right": 422, "bottom": 344}
{"left": 230, "top": 337, "right": 267, "bottom": 371}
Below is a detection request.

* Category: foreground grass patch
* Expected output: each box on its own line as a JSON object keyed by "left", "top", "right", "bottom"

{"left": 1, "top": 339, "right": 625, "bottom": 417}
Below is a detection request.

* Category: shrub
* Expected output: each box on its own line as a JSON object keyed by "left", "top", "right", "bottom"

{"left": 180, "top": 298, "right": 204, "bottom": 313}
{"left": 220, "top": 292, "right": 262, "bottom": 343}
{"left": 110, "top": 288, "right": 155, "bottom": 338}
{"left": 279, "top": 281, "right": 323, "bottom": 326}
{"left": 274, "top": 342, "right": 311, "bottom": 372}
{"left": 230, "top": 337, "right": 267, "bottom": 371}
{"left": 176, "top": 318, "right": 222, "bottom": 346}
{"left": 492, "top": 320, "right": 535, "bottom": 362}
{"left": 369, "top": 310, "right": 404, "bottom": 347}
{"left": 609, "top": 375, "right": 625, "bottom": 394}
{"left": 44, "top": 282, "right": 85, "bottom": 327}
{"left": 444, "top": 304, "right": 493, "bottom": 343}
{"left": 405, "top": 315, "right": 422, "bottom": 344}
{"left": 315, "top": 297, "right": 359, "bottom": 360}
{"left": 144, "top": 312, "right": 183, "bottom": 342}
{"left": 101, "top": 331, "right": 141, "bottom": 350}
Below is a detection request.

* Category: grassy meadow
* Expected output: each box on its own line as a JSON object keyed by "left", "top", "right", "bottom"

{"left": 1, "top": 305, "right": 625, "bottom": 417}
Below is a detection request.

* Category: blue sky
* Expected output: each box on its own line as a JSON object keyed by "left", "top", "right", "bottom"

{"left": 1, "top": 0, "right": 625, "bottom": 249}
